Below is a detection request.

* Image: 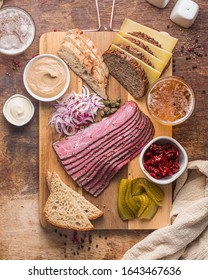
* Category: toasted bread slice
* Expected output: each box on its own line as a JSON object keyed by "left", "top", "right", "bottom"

{"left": 69, "top": 29, "right": 109, "bottom": 77}
{"left": 64, "top": 32, "right": 108, "bottom": 83}
{"left": 58, "top": 40, "right": 107, "bottom": 99}
{"left": 44, "top": 185, "right": 94, "bottom": 231}
{"left": 47, "top": 171, "right": 103, "bottom": 220}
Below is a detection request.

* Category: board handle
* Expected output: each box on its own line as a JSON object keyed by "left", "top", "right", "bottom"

{"left": 110, "top": 0, "right": 119, "bottom": 32}
{"left": 83, "top": 0, "right": 101, "bottom": 32}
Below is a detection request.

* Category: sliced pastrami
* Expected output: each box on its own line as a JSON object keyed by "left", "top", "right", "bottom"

{"left": 53, "top": 101, "right": 137, "bottom": 160}
{"left": 63, "top": 110, "right": 142, "bottom": 173}
{"left": 72, "top": 113, "right": 147, "bottom": 183}
{"left": 86, "top": 125, "right": 155, "bottom": 197}
{"left": 61, "top": 109, "right": 141, "bottom": 167}
{"left": 82, "top": 118, "right": 154, "bottom": 193}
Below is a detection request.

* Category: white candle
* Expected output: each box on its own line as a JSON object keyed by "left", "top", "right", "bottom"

{"left": 170, "top": 0, "right": 199, "bottom": 28}
{"left": 146, "top": 0, "right": 170, "bottom": 9}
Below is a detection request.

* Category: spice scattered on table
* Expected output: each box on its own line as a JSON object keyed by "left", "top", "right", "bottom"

{"left": 12, "top": 60, "right": 21, "bottom": 71}
{"left": 32, "top": 54, "right": 39, "bottom": 58}
{"left": 53, "top": 229, "right": 110, "bottom": 258}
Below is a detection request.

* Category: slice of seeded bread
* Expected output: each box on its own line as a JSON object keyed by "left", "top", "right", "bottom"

{"left": 47, "top": 171, "right": 103, "bottom": 220}
{"left": 44, "top": 184, "right": 94, "bottom": 231}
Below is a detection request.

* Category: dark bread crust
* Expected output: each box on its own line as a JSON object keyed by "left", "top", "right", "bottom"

{"left": 129, "top": 32, "right": 162, "bottom": 48}
{"left": 103, "top": 49, "right": 149, "bottom": 99}
{"left": 125, "top": 36, "right": 155, "bottom": 57}
{"left": 117, "top": 44, "right": 154, "bottom": 68}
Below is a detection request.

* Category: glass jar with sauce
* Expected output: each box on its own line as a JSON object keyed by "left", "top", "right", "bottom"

{"left": 147, "top": 76, "right": 195, "bottom": 126}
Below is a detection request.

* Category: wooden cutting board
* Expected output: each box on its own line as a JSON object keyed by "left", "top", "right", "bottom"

{"left": 39, "top": 31, "right": 172, "bottom": 230}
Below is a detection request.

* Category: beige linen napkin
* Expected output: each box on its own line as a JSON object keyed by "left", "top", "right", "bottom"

{"left": 122, "top": 160, "right": 208, "bottom": 260}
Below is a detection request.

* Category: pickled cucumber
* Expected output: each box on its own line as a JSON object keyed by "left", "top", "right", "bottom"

{"left": 118, "top": 179, "right": 135, "bottom": 220}
{"left": 131, "top": 178, "right": 163, "bottom": 206}
{"left": 117, "top": 177, "right": 163, "bottom": 221}
{"left": 139, "top": 198, "right": 158, "bottom": 220}
{"left": 125, "top": 181, "right": 140, "bottom": 216}
{"left": 136, "top": 193, "right": 150, "bottom": 218}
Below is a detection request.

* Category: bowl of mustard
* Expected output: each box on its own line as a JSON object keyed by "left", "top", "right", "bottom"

{"left": 23, "top": 54, "right": 70, "bottom": 102}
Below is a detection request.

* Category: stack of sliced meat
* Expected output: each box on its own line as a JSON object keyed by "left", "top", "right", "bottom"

{"left": 53, "top": 101, "right": 154, "bottom": 197}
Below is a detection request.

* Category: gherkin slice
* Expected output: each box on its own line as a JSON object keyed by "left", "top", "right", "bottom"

{"left": 139, "top": 197, "right": 158, "bottom": 220}
{"left": 118, "top": 179, "right": 135, "bottom": 220}
{"left": 136, "top": 193, "right": 150, "bottom": 218}
{"left": 125, "top": 181, "right": 140, "bottom": 216}
{"left": 131, "top": 178, "right": 163, "bottom": 206}
{"left": 117, "top": 178, "right": 163, "bottom": 221}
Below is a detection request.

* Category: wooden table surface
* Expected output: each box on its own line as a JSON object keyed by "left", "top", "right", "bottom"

{"left": 0, "top": 0, "right": 207, "bottom": 260}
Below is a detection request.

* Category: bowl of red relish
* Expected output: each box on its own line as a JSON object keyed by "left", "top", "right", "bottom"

{"left": 139, "top": 136, "right": 188, "bottom": 185}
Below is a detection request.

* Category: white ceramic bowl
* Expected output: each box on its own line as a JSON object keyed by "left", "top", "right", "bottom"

{"left": 139, "top": 136, "right": 188, "bottom": 185}
{"left": 23, "top": 54, "right": 70, "bottom": 102}
{"left": 3, "top": 94, "right": 35, "bottom": 126}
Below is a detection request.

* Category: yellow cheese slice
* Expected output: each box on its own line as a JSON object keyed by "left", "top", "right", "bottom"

{"left": 119, "top": 31, "right": 172, "bottom": 65}
{"left": 110, "top": 44, "right": 161, "bottom": 86}
{"left": 113, "top": 33, "right": 165, "bottom": 72}
{"left": 120, "top": 18, "right": 178, "bottom": 53}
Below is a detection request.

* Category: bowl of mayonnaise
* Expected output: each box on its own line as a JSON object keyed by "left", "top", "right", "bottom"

{"left": 3, "top": 94, "right": 35, "bottom": 126}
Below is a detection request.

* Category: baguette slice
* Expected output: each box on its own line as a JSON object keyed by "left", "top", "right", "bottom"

{"left": 69, "top": 29, "right": 109, "bottom": 78}
{"left": 58, "top": 41, "right": 107, "bottom": 99}
{"left": 65, "top": 32, "right": 108, "bottom": 81}
{"left": 47, "top": 171, "right": 103, "bottom": 220}
{"left": 44, "top": 184, "right": 94, "bottom": 231}
{"left": 63, "top": 33, "right": 108, "bottom": 88}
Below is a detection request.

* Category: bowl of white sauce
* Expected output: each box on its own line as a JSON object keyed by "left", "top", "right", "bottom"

{"left": 3, "top": 94, "right": 35, "bottom": 126}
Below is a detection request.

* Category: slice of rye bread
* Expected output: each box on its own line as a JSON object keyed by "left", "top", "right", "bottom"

{"left": 43, "top": 185, "right": 94, "bottom": 231}
{"left": 58, "top": 41, "right": 107, "bottom": 99}
{"left": 103, "top": 49, "right": 149, "bottom": 99}
{"left": 117, "top": 44, "right": 154, "bottom": 68}
{"left": 69, "top": 29, "right": 109, "bottom": 77}
{"left": 65, "top": 31, "right": 108, "bottom": 82}
{"left": 47, "top": 171, "right": 103, "bottom": 220}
